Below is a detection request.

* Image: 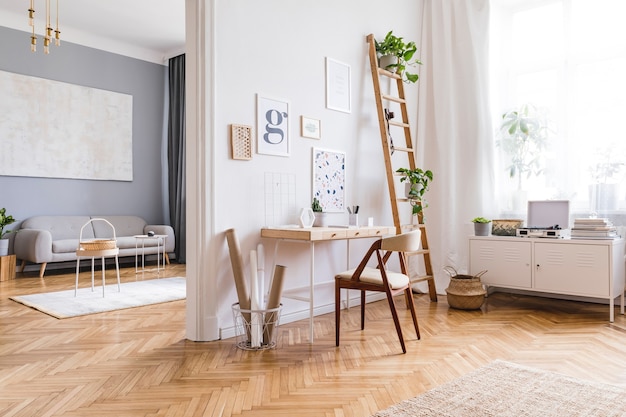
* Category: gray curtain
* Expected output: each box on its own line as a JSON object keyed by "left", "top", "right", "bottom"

{"left": 168, "top": 54, "right": 186, "bottom": 263}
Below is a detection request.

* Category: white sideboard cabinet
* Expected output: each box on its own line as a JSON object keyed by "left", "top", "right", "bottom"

{"left": 469, "top": 236, "right": 625, "bottom": 322}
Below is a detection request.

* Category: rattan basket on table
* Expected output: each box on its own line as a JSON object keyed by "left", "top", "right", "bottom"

{"left": 79, "top": 239, "right": 117, "bottom": 251}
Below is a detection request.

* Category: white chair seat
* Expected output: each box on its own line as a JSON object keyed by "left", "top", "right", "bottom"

{"left": 336, "top": 267, "right": 409, "bottom": 290}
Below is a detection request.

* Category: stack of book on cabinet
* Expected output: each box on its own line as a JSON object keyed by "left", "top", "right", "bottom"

{"left": 570, "top": 218, "right": 619, "bottom": 239}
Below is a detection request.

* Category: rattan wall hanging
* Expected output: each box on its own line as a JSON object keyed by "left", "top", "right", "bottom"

{"left": 230, "top": 124, "right": 253, "bottom": 160}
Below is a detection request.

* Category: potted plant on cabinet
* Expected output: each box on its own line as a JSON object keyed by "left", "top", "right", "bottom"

{"left": 396, "top": 167, "right": 433, "bottom": 216}
{"left": 471, "top": 217, "right": 491, "bottom": 236}
{"left": 0, "top": 207, "right": 16, "bottom": 256}
{"left": 375, "top": 30, "right": 422, "bottom": 83}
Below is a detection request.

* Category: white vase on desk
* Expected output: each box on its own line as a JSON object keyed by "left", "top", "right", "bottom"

{"left": 299, "top": 208, "right": 315, "bottom": 228}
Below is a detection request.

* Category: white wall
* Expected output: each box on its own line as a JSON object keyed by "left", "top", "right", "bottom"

{"left": 205, "top": 0, "right": 425, "bottom": 339}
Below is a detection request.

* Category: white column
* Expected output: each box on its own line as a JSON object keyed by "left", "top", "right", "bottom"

{"left": 185, "top": 0, "right": 219, "bottom": 341}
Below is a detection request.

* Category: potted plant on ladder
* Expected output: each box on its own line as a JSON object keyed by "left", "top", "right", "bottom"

{"left": 396, "top": 167, "right": 434, "bottom": 217}
{"left": 375, "top": 30, "right": 422, "bottom": 83}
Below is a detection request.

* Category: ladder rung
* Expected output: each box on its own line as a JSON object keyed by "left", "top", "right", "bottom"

{"left": 410, "top": 274, "right": 434, "bottom": 283}
{"left": 400, "top": 224, "right": 426, "bottom": 230}
{"left": 406, "top": 249, "right": 429, "bottom": 256}
{"left": 381, "top": 94, "right": 406, "bottom": 104}
{"left": 391, "top": 146, "right": 413, "bottom": 153}
{"left": 389, "top": 120, "right": 410, "bottom": 128}
{"left": 377, "top": 67, "right": 402, "bottom": 79}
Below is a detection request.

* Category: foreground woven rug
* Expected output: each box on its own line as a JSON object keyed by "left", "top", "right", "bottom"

{"left": 372, "top": 360, "right": 626, "bottom": 417}
{"left": 10, "top": 277, "right": 186, "bottom": 319}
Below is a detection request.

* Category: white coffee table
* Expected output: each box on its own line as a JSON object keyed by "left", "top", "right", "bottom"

{"left": 134, "top": 234, "right": 167, "bottom": 273}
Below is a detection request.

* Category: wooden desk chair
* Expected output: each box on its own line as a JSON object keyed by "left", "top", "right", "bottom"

{"left": 335, "top": 229, "right": 421, "bottom": 353}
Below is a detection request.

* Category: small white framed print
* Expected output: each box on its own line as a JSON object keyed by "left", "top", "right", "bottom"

{"left": 301, "top": 116, "right": 321, "bottom": 140}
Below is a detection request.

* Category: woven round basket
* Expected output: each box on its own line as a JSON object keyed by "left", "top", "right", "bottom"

{"left": 80, "top": 239, "right": 117, "bottom": 251}
{"left": 444, "top": 267, "right": 487, "bottom": 310}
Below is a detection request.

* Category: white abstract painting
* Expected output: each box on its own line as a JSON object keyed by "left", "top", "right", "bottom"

{"left": 0, "top": 70, "right": 133, "bottom": 181}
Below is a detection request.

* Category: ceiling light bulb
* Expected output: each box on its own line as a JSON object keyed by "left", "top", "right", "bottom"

{"left": 31, "top": 35, "right": 37, "bottom": 52}
{"left": 28, "top": 0, "right": 35, "bottom": 26}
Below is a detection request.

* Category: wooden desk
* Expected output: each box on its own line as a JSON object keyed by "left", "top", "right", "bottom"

{"left": 260, "top": 225, "right": 396, "bottom": 342}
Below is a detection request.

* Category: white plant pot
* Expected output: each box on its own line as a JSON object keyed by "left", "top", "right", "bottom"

{"left": 473, "top": 223, "right": 491, "bottom": 236}
{"left": 379, "top": 55, "right": 398, "bottom": 72}
{"left": 313, "top": 212, "right": 327, "bottom": 227}
{"left": 0, "top": 239, "right": 8, "bottom": 256}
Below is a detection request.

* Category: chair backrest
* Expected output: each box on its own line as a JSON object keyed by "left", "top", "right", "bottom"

{"left": 381, "top": 229, "right": 421, "bottom": 252}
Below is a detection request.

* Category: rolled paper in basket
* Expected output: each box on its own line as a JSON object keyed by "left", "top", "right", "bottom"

{"left": 257, "top": 243, "right": 265, "bottom": 309}
{"left": 263, "top": 264, "right": 286, "bottom": 346}
{"left": 249, "top": 250, "right": 261, "bottom": 348}
{"left": 225, "top": 229, "right": 251, "bottom": 340}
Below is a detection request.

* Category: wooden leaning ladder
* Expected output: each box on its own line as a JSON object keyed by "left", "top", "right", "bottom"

{"left": 366, "top": 34, "right": 437, "bottom": 302}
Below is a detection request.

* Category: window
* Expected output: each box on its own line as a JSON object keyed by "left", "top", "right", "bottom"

{"left": 490, "top": 0, "right": 626, "bottom": 220}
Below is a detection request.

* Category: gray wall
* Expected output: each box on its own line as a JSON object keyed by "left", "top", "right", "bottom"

{"left": 0, "top": 26, "right": 167, "bottom": 227}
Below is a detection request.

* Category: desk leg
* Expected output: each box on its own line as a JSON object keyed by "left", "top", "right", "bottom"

{"left": 345, "top": 240, "right": 351, "bottom": 310}
{"left": 309, "top": 242, "right": 315, "bottom": 343}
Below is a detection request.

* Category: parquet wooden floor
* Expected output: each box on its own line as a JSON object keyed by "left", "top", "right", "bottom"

{"left": 2, "top": 261, "right": 626, "bottom": 416}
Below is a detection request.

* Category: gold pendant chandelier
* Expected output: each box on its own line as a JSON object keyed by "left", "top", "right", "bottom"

{"left": 28, "top": 0, "right": 61, "bottom": 54}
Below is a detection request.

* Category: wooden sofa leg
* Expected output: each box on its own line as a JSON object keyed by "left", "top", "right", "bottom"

{"left": 165, "top": 252, "right": 170, "bottom": 265}
{"left": 20, "top": 259, "right": 26, "bottom": 273}
{"left": 39, "top": 263, "right": 47, "bottom": 278}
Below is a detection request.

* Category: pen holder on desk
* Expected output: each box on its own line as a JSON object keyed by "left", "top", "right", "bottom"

{"left": 349, "top": 214, "right": 359, "bottom": 227}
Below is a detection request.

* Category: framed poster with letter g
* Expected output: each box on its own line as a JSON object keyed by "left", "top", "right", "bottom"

{"left": 257, "top": 94, "right": 290, "bottom": 157}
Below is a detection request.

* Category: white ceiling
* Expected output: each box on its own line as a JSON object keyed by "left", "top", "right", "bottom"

{"left": 0, "top": 0, "right": 186, "bottom": 64}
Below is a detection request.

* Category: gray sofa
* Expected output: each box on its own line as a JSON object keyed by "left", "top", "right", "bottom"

{"left": 14, "top": 215, "right": 175, "bottom": 278}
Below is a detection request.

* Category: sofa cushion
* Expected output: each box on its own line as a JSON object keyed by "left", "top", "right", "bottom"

{"left": 20, "top": 216, "right": 94, "bottom": 240}
{"left": 52, "top": 239, "right": 79, "bottom": 254}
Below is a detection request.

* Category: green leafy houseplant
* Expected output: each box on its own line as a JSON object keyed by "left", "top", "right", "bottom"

{"left": 375, "top": 30, "right": 422, "bottom": 83}
{"left": 396, "top": 167, "right": 433, "bottom": 215}
{"left": 472, "top": 217, "right": 491, "bottom": 223}
{"left": 0, "top": 207, "right": 16, "bottom": 239}
{"left": 496, "top": 103, "right": 549, "bottom": 190}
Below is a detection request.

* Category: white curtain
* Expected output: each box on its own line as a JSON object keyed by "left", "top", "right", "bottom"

{"left": 412, "top": 0, "right": 495, "bottom": 293}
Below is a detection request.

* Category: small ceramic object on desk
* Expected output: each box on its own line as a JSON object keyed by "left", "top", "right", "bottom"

{"left": 299, "top": 208, "right": 315, "bottom": 228}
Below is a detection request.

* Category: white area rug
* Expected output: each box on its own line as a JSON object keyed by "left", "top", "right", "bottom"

{"left": 10, "top": 277, "right": 186, "bottom": 319}
{"left": 372, "top": 360, "right": 626, "bottom": 417}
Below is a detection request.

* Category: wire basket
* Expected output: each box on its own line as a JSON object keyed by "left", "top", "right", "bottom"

{"left": 79, "top": 239, "right": 117, "bottom": 251}
{"left": 232, "top": 303, "right": 282, "bottom": 350}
